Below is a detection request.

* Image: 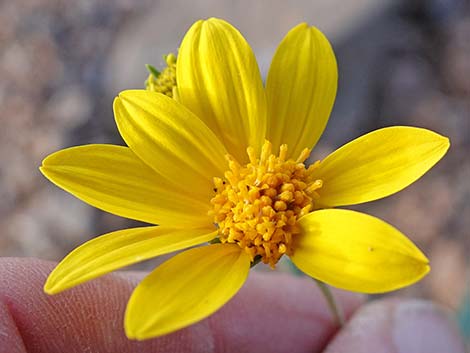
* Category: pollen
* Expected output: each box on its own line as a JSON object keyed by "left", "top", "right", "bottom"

{"left": 145, "top": 53, "right": 177, "bottom": 97}
{"left": 209, "top": 141, "right": 323, "bottom": 268}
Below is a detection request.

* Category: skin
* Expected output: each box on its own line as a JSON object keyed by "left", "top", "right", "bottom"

{"left": 0, "top": 257, "right": 465, "bottom": 353}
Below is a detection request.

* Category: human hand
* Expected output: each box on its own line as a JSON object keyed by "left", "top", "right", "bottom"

{"left": 0, "top": 258, "right": 465, "bottom": 353}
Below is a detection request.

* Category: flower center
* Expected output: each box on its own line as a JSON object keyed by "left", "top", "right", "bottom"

{"left": 145, "top": 53, "right": 177, "bottom": 97}
{"left": 209, "top": 141, "right": 323, "bottom": 267}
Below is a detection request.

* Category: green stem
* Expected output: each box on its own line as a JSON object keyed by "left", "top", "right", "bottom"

{"left": 314, "top": 279, "right": 345, "bottom": 327}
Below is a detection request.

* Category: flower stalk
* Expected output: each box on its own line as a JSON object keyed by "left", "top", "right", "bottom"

{"left": 314, "top": 279, "right": 345, "bottom": 327}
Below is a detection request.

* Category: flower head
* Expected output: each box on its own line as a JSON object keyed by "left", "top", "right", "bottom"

{"left": 40, "top": 18, "right": 449, "bottom": 339}
{"left": 145, "top": 53, "right": 177, "bottom": 97}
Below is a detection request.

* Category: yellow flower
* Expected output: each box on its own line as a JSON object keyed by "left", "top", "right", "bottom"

{"left": 40, "top": 18, "right": 449, "bottom": 340}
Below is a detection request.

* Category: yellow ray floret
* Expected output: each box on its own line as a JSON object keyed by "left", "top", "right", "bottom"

{"left": 125, "top": 244, "right": 250, "bottom": 339}
{"left": 290, "top": 209, "right": 430, "bottom": 293}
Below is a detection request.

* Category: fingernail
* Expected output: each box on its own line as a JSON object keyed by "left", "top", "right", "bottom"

{"left": 393, "top": 300, "right": 466, "bottom": 353}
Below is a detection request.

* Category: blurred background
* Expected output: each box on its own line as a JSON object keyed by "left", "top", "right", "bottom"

{"left": 0, "top": 0, "right": 469, "bottom": 343}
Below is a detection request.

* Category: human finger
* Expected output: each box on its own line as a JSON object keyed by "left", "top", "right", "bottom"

{"left": 323, "top": 298, "right": 466, "bottom": 353}
{"left": 0, "top": 257, "right": 362, "bottom": 353}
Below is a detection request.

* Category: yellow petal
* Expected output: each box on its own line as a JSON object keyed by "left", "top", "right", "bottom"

{"left": 40, "top": 144, "right": 211, "bottom": 227}
{"left": 45, "top": 227, "right": 216, "bottom": 294}
{"left": 125, "top": 244, "right": 250, "bottom": 339}
{"left": 266, "top": 23, "right": 337, "bottom": 158}
{"left": 114, "top": 90, "right": 228, "bottom": 200}
{"left": 290, "top": 209, "right": 429, "bottom": 293}
{"left": 177, "top": 18, "right": 267, "bottom": 162}
{"left": 312, "top": 126, "right": 450, "bottom": 207}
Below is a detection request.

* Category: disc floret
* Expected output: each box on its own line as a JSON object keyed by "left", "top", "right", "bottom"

{"left": 209, "top": 141, "right": 323, "bottom": 267}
